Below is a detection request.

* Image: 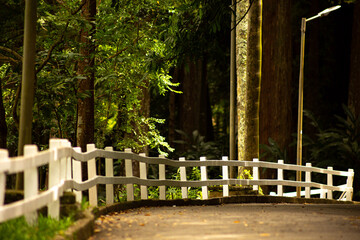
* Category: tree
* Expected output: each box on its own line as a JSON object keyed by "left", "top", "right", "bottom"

{"left": 76, "top": 0, "right": 96, "bottom": 152}
{"left": 260, "top": 0, "right": 292, "bottom": 159}
{"left": 16, "top": 0, "right": 37, "bottom": 189}
{"left": 242, "top": 0, "right": 262, "bottom": 163}
{"left": 259, "top": 0, "right": 292, "bottom": 193}
{"left": 176, "top": 58, "right": 213, "bottom": 144}
{"left": 165, "top": 0, "right": 229, "bottom": 152}
{"left": 346, "top": 0, "right": 360, "bottom": 200}
{"left": 18, "top": 0, "right": 37, "bottom": 156}
{"left": 348, "top": 0, "right": 360, "bottom": 115}
{"left": 236, "top": 0, "right": 249, "bottom": 162}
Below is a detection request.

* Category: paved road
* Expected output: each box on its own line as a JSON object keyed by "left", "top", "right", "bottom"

{"left": 89, "top": 203, "right": 360, "bottom": 240}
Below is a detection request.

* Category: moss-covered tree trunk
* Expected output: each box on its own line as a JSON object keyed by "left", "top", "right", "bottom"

{"left": 236, "top": 0, "right": 249, "bottom": 163}
{"left": 243, "top": 0, "right": 262, "bottom": 163}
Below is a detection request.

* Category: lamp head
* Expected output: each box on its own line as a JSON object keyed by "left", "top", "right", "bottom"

{"left": 306, "top": 5, "right": 341, "bottom": 22}
{"left": 318, "top": 5, "right": 341, "bottom": 17}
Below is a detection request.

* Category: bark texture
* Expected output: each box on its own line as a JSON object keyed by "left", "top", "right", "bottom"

{"left": 244, "top": 0, "right": 262, "bottom": 161}
{"left": 260, "top": 0, "right": 292, "bottom": 156}
{"left": 236, "top": 0, "right": 249, "bottom": 161}
{"left": 176, "top": 57, "right": 213, "bottom": 144}
{"left": 76, "top": 0, "right": 96, "bottom": 152}
{"left": 348, "top": 1, "right": 360, "bottom": 115}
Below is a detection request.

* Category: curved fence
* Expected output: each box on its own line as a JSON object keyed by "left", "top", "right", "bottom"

{"left": 0, "top": 139, "right": 354, "bottom": 224}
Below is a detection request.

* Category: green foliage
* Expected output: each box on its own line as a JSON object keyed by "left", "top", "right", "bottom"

{"left": 0, "top": 215, "right": 73, "bottom": 240}
{"left": 303, "top": 105, "right": 360, "bottom": 169}
{"left": 1, "top": 0, "right": 186, "bottom": 155}
{"left": 173, "top": 130, "right": 221, "bottom": 160}
{"left": 113, "top": 118, "right": 174, "bottom": 156}
{"left": 114, "top": 166, "right": 202, "bottom": 201}
{"left": 80, "top": 197, "right": 90, "bottom": 211}
{"left": 0, "top": 0, "right": 233, "bottom": 159}
{"left": 239, "top": 169, "right": 253, "bottom": 180}
{"left": 261, "top": 105, "right": 360, "bottom": 199}
{"left": 166, "top": 167, "right": 202, "bottom": 200}
{"left": 302, "top": 105, "right": 360, "bottom": 199}
{"left": 260, "top": 137, "right": 288, "bottom": 162}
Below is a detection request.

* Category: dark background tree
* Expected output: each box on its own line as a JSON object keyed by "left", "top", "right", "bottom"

{"left": 348, "top": 0, "right": 360, "bottom": 114}
{"left": 259, "top": 0, "right": 292, "bottom": 193}
{"left": 260, "top": 0, "right": 292, "bottom": 157}
{"left": 151, "top": 0, "right": 231, "bottom": 157}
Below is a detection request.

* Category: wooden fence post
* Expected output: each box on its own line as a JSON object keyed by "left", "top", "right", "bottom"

{"left": 305, "top": 163, "right": 311, "bottom": 199}
{"left": 200, "top": 157, "right": 208, "bottom": 200}
{"left": 0, "top": 150, "right": 9, "bottom": 207}
{"left": 139, "top": 153, "right": 148, "bottom": 200}
{"left": 327, "top": 167, "right": 333, "bottom": 200}
{"left": 105, "top": 146, "right": 114, "bottom": 205}
{"left": 72, "top": 147, "right": 82, "bottom": 203}
{"left": 320, "top": 175, "right": 326, "bottom": 199}
{"left": 179, "top": 157, "right": 187, "bottom": 199}
{"left": 64, "top": 140, "right": 72, "bottom": 182}
{"left": 24, "top": 145, "right": 39, "bottom": 225}
{"left": 87, "top": 144, "right": 97, "bottom": 206}
{"left": 346, "top": 169, "right": 354, "bottom": 201}
{"left": 277, "top": 160, "right": 284, "bottom": 197}
{"left": 59, "top": 140, "right": 69, "bottom": 187}
{"left": 253, "top": 158, "right": 259, "bottom": 191}
{"left": 125, "top": 148, "right": 134, "bottom": 201}
{"left": 159, "top": 154, "right": 166, "bottom": 200}
{"left": 222, "top": 156, "right": 229, "bottom": 197}
{"left": 48, "top": 139, "right": 61, "bottom": 220}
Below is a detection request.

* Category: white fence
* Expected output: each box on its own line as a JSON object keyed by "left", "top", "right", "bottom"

{"left": 0, "top": 139, "right": 355, "bottom": 224}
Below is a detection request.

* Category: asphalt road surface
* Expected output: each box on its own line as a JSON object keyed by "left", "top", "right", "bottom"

{"left": 89, "top": 203, "right": 360, "bottom": 240}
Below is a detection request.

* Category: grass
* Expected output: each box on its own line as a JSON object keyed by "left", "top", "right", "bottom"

{"left": 0, "top": 214, "right": 74, "bottom": 240}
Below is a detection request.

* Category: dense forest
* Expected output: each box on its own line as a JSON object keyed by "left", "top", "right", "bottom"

{"left": 0, "top": 0, "right": 359, "bottom": 200}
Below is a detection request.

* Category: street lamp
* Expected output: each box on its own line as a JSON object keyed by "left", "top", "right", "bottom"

{"left": 296, "top": 5, "right": 341, "bottom": 198}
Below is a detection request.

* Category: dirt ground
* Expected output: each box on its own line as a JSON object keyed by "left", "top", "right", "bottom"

{"left": 89, "top": 203, "right": 360, "bottom": 240}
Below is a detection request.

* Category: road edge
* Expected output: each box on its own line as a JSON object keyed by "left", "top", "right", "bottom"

{"left": 60, "top": 195, "right": 359, "bottom": 239}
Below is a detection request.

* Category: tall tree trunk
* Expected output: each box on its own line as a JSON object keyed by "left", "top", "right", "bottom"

{"left": 303, "top": 0, "right": 320, "bottom": 148}
{"left": 260, "top": 0, "right": 292, "bottom": 155}
{"left": 177, "top": 57, "right": 213, "bottom": 144}
{"left": 348, "top": 1, "right": 360, "bottom": 115}
{"left": 16, "top": 0, "right": 37, "bottom": 189}
{"left": 76, "top": 0, "right": 96, "bottom": 186}
{"left": 244, "top": 0, "right": 262, "bottom": 162}
{"left": 348, "top": 0, "right": 360, "bottom": 201}
{"left": 76, "top": 0, "right": 96, "bottom": 152}
{"left": 236, "top": 0, "right": 249, "bottom": 162}
{"left": 260, "top": 0, "right": 292, "bottom": 193}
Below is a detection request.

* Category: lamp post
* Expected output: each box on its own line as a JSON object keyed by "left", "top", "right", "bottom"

{"left": 296, "top": 5, "right": 341, "bottom": 198}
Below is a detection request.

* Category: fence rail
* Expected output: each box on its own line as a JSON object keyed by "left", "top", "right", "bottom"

{"left": 0, "top": 139, "right": 354, "bottom": 224}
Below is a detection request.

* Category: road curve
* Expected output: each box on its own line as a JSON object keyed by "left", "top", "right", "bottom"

{"left": 89, "top": 203, "right": 360, "bottom": 240}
